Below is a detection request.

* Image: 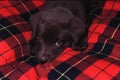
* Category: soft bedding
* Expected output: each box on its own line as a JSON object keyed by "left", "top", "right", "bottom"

{"left": 0, "top": 0, "right": 120, "bottom": 80}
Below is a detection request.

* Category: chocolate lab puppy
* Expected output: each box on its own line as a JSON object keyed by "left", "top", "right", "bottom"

{"left": 29, "top": 1, "right": 89, "bottom": 63}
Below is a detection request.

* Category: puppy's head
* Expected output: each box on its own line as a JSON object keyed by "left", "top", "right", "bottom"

{"left": 29, "top": 7, "right": 88, "bottom": 63}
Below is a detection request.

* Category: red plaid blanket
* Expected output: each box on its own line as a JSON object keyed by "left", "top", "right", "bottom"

{"left": 0, "top": 0, "right": 120, "bottom": 80}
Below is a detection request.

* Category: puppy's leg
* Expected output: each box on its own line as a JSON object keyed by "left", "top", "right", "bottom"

{"left": 69, "top": 17, "right": 88, "bottom": 51}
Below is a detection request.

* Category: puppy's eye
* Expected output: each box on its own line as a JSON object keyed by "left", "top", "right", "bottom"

{"left": 55, "top": 41, "right": 63, "bottom": 47}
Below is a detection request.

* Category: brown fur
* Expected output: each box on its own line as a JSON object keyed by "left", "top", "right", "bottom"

{"left": 29, "top": 1, "right": 89, "bottom": 63}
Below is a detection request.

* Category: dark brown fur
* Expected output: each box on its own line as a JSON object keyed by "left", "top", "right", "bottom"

{"left": 29, "top": 0, "right": 89, "bottom": 63}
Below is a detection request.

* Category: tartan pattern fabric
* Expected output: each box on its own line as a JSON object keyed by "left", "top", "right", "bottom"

{"left": 0, "top": 0, "right": 45, "bottom": 66}
{"left": 0, "top": 0, "right": 120, "bottom": 80}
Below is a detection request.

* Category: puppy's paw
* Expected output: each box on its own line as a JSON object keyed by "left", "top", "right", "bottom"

{"left": 71, "top": 42, "right": 88, "bottom": 51}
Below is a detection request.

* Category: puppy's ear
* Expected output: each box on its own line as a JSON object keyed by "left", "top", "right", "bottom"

{"left": 69, "top": 17, "right": 88, "bottom": 51}
{"left": 29, "top": 13, "right": 41, "bottom": 39}
{"left": 28, "top": 13, "right": 41, "bottom": 52}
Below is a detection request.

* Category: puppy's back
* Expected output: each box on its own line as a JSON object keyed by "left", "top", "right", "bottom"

{"left": 40, "top": 0, "right": 88, "bottom": 22}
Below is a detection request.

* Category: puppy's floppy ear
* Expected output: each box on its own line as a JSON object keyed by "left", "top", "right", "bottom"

{"left": 29, "top": 13, "right": 41, "bottom": 39}
{"left": 28, "top": 13, "right": 41, "bottom": 51}
{"left": 69, "top": 17, "right": 88, "bottom": 51}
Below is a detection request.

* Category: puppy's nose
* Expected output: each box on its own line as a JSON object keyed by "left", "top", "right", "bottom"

{"left": 38, "top": 56, "right": 48, "bottom": 64}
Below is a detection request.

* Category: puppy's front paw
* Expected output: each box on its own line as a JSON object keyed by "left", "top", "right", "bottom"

{"left": 72, "top": 42, "right": 88, "bottom": 51}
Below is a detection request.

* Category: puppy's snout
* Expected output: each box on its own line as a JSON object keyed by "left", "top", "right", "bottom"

{"left": 38, "top": 56, "right": 47, "bottom": 63}
{"left": 38, "top": 54, "right": 51, "bottom": 64}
